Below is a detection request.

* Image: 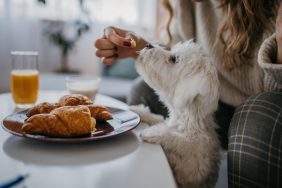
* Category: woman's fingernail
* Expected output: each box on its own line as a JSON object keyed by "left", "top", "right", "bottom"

{"left": 123, "top": 41, "right": 132, "bottom": 47}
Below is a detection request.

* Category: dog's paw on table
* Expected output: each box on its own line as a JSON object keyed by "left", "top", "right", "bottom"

{"left": 140, "top": 125, "right": 168, "bottom": 144}
{"left": 129, "top": 104, "right": 164, "bottom": 125}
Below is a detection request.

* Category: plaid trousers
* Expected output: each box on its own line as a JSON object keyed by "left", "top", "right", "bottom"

{"left": 128, "top": 78, "right": 282, "bottom": 187}
{"left": 228, "top": 91, "right": 282, "bottom": 188}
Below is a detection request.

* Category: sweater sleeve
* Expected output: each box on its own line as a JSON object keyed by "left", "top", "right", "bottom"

{"left": 258, "top": 33, "right": 282, "bottom": 91}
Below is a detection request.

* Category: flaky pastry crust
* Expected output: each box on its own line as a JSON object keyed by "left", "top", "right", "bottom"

{"left": 22, "top": 106, "right": 95, "bottom": 137}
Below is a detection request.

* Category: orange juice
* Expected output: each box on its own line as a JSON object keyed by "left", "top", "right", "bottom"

{"left": 11, "top": 70, "right": 39, "bottom": 105}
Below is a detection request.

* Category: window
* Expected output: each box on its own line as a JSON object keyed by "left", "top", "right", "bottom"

{"left": 0, "top": 0, "right": 158, "bottom": 75}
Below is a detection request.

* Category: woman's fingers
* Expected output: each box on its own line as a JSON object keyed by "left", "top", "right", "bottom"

{"left": 95, "top": 49, "right": 116, "bottom": 58}
{"left": 102, "top": 56, "right": 117, "bottom": 65}
{"left": 94, "top": 26, "right": 142, "bottom": 64}
{"left": 94, "top": 38, "right": 115, "bottom": 50}
{"left": 104, "top": 27, "right": 135, "bottom": 48}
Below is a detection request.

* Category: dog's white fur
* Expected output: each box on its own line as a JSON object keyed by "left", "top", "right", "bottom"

{"left": 131, "top": 41, "right": 220, "bottom": 188}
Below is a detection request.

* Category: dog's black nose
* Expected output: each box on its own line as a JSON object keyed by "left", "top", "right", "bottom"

{"left": 145, "top": 43, "right": 154, "bottom": 49}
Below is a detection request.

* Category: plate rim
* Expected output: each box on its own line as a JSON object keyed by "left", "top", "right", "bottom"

{"left": 1, "top": 107, "right": 140, "bottom": 143}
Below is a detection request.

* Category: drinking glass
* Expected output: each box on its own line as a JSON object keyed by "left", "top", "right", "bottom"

{"left": 10, "top": 51, "right": 39, "bottom": 108}
{"left": 66, "top": 75, "right": 101, "bottom": 102}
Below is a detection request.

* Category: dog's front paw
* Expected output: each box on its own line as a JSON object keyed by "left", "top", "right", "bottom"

{"left": 129, "top": 104, "right": 151, "bottom": 118}
{"left": 140, "top": 125, "right": 168, "bottom": 144}
{"left": 129, "top": 105, "right": 164, "bottom": 125}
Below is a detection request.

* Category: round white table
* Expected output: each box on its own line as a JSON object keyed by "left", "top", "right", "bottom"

{"left": 0, "top": 90, "right": 176, "bottom": 188}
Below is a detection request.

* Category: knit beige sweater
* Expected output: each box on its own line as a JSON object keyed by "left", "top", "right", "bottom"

{"left": 168, "top": 0, "right": 282, "bottom": 106}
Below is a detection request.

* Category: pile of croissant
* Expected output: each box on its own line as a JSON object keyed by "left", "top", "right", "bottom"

{"left": 22, "top": 94, "right": 113, "bottom": 137}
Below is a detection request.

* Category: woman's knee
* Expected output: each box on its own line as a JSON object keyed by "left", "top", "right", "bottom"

{"left": 228, "top": 91, "right": 282, "bottom": 141}
{"left": 228, "top": 91, "right": 282, "bottom": 187}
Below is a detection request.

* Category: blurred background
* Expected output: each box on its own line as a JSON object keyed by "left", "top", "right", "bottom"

{"left": 0, "top": 0, "right": 166, "bottom": 101}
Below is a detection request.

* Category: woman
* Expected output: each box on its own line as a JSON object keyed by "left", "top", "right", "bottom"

{"left": 95, "top": 0, "right": 282, "bottom": 187}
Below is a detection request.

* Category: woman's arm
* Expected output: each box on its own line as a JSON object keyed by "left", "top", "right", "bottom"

{"left": 258, "top": 34, "right": 282, "bottom": 91}
{"left": 276, "top": 3, "right": 282, "bottom": 64}
{"left": 258, "top": 4, "right": 282, "bottom": 91}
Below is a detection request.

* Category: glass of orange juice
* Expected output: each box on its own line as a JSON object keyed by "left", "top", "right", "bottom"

{"left": 10, "top": 51, "right": 39, "bottom": 108}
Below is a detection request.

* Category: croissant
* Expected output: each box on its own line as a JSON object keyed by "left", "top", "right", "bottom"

{"left": 22, "top": 106, "right": 95, "bottom": 137}
{"left": 87, "top": 105, "right": 113, "bottom": 121}
{"left": 26, "top": 102, "right": 60, "bottom": 117}
{"left": 58, "top": 94, "right": 93, "bottom": 106}
{"left": 26, "top": 94, "right": 93, "bottom": 116}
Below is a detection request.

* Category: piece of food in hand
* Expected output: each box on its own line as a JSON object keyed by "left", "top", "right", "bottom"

{"left": 26, "top": 102, "right": 60, "bottom": 117}
{"left": 22, "top": 106, "right": 95, "bottom": 137}
{"left": 130, "top": 38, "right": 136, "bottom": 48}
{"left": 58, "top": 94, "right": 93, "bottom": 106}
{"left": 87, "top": 105, "right": 113, "bottom": 121}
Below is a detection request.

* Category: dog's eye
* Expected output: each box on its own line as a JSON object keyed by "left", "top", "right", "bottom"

{"left": 169, "top": 55, "right": 178, "bottom": 64}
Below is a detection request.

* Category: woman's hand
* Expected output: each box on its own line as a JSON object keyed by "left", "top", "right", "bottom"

{"left": 276, "top": 3, "right": 282, "bottom": 64}
{"left": 94, "top": 27, "right": 147, "bottom": 65}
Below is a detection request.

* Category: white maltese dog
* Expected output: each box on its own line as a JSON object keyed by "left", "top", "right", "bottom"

{"left": 131, "top": 40, "right": 220, "bottom": 188}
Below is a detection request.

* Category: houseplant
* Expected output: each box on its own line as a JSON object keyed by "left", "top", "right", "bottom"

{"left": 38, "top": 0, "right": 90, "bottom": 73}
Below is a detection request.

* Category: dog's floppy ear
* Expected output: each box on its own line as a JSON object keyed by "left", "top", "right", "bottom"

{"left": 173, "top": 74, "right": 206, "bottom": 109}
{"left": 172, "top": 65, "right": 219, "bottom": 116}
